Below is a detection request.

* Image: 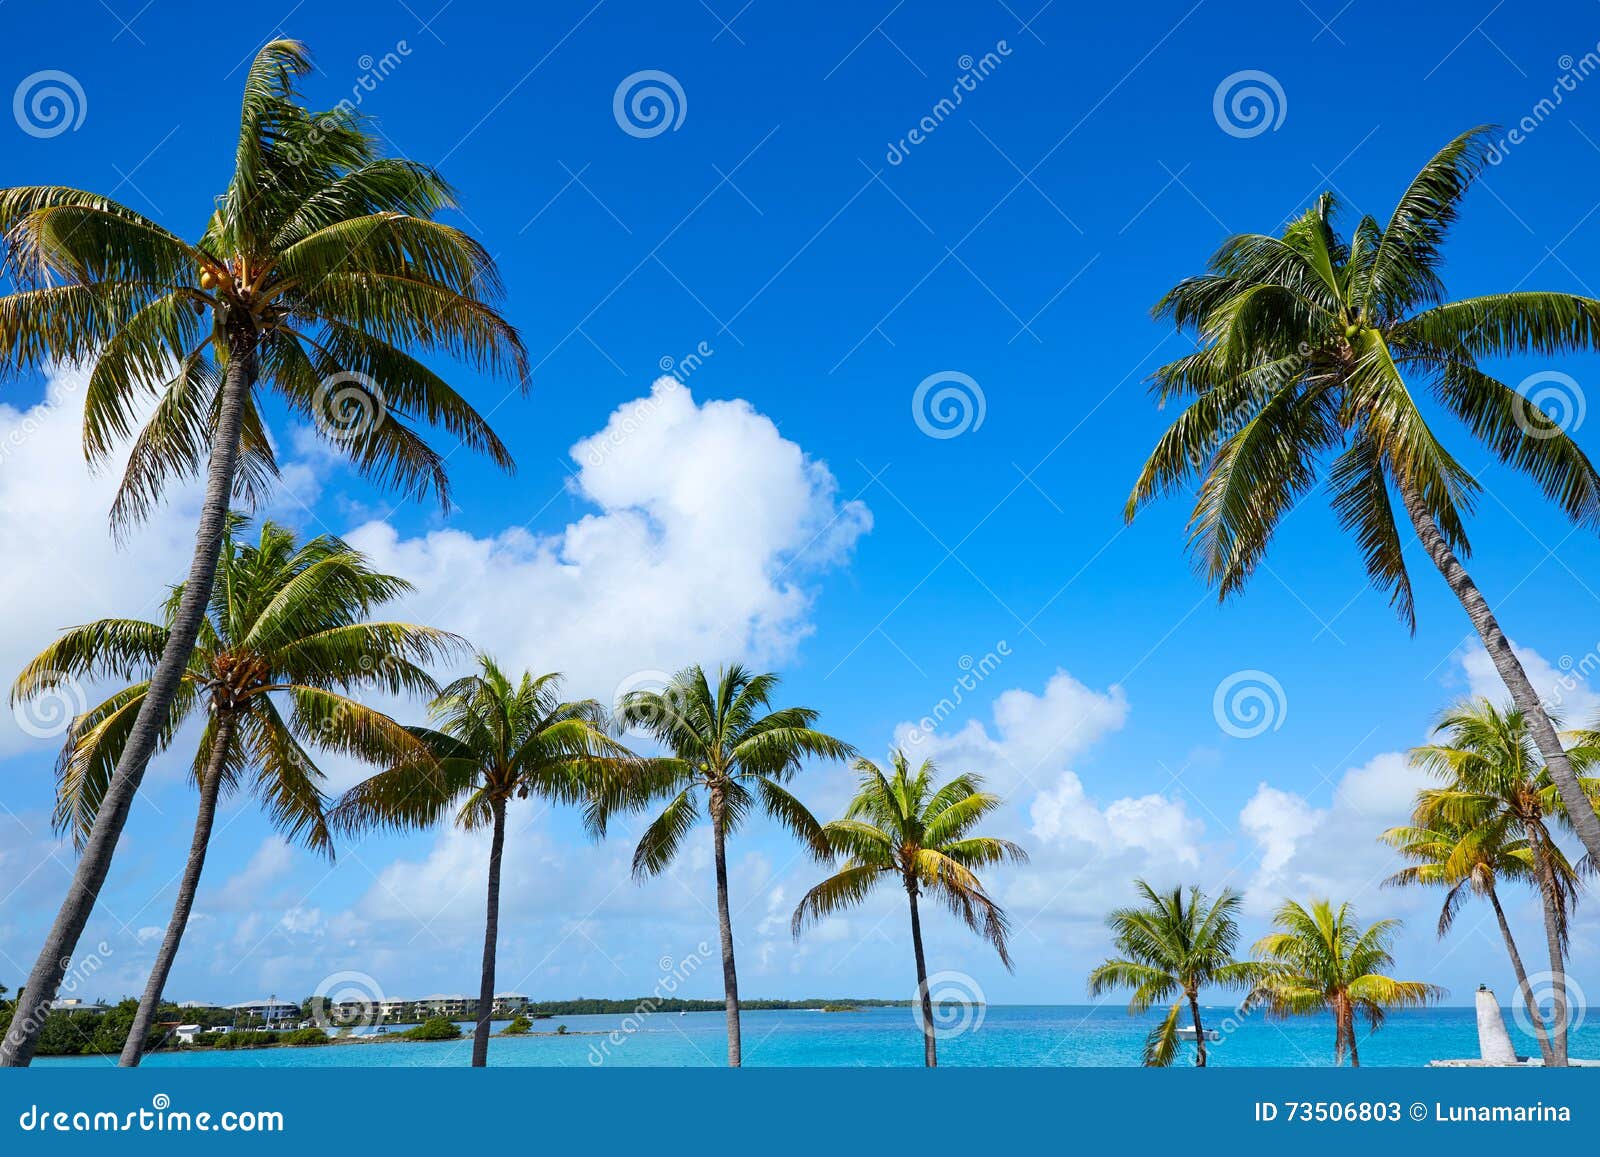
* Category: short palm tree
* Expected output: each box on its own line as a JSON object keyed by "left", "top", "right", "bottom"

{"left": 594, "top": 664, "right": 853, "bottom": 1066}
{"left": 1380, "top": 813, "right": 1557, "bottom": 1064}
{"left": 1087, "top": 881, "right": 1259, "bottom": 1067}
{"left": 792, "top": 751, "right": 1027, "bottom": 1067}
{"left": 1250, "top": 899, "right": 1443, "bottom": 1066}
{"left": 1408, "top": 699, "right": 1597, "bottom": 1065}
{"left": 0, "top": 40, "right": 525, "bottom": 1066}
{"left": 11, "top": 520, "right": 452, "bottom": 1066}
{"left": 1126, "top": 127, "right": 1600, "bottom": 866}
{"left": 332, "top": 657, "right": 636, "bottom": 1067}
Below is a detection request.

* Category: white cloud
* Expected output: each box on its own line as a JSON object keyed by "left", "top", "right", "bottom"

{"left": 345, "top": 377, "right": 871, "bottom": 705}
{"left": 884, "top": 669, "right": 1204, "bottom": 927}
{"left": 1458, "top": 642, "right": 1600, "bottom": 725}
{"left": 1239, "top": 751, "right": 1431, "bottom": 915}
{"left": 0, "top": 370, "right": 203, "bottom": 756}
{"left": 893, "top": 668, "right": 1129, "bottom": 799}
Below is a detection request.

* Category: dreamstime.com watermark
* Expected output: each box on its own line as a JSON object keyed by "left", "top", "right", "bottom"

{"left": 582, "top": 348, "right": 713, "bottom": 468}
{"left": 918, "top": 970, "right": 986, "bottom": 1040}
{"left": 309, "top": 970, "right": 386, "bottom": 1031}
{"left": 903, "top": 642, "right": 1011, "bottom": 750}
{"left": 885, "top": 42, "right": 1013, "bottom": 165}
{"left": 1486, "top": 47, "right": 1600, "bottom": 164}
{"left": 1511, "top": 971, "right": 1587, "bottom": 1040}
{"left": 12, "top": 69, "right": 86, "bottom": 138}
{"left": 613, "top": 70, "right": 687, "bottom": 138}
{"left": 17, "top": 1095, "right": 284, "bottom": 1134}
{"left": 1212, "top": 669, "right": 1288, "bottom": 739}
{"left": 1510, "top": 370, "right": 1585, "bottom": 439}
{"left": 2, "top": 942, "right": 113, "bottom": 1052}
{"left": 311, "top": 371, "right": 387, "bottom": 445}
{"left": 586, "top": 944, "right": 712, "bottom": 1064}
{"left": 283, "top": 42, "right": 413, "bottom": 163}
{"left": 912, "top": 370, "right": 986, "bottom": 439}
{"left": 1213, "top": 70, "right": 1286, "bottom": 138}
{"left": 11, "top": 669, "right": 86, "bottom": 740}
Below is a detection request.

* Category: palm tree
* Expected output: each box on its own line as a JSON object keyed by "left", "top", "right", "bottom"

{"left": 1250, "top": 899, "right": 1443, "bottom": 1066}
{"left": 1087, "top": 881, "right": 1259, "bottom": 1067}
{"left": 1126, "top": 127, "right": 1600, "bottom": 866}
{"left": 1408, "top": 699, "right": 1597, "bottom": 1065}
{"left": 332, "top": 657, "right": 635, "bottom": 1067}
{"left": 593, "top": 664, "right": 853, "bottom": 1066}
{"left": 11, "top": 520, "right": 452, "bottom": 1066}
{"left": 1380, "top": 813, "right": 1557, "bottom": 1064}
{"left": 791, "top": 751, "right": 1027, "bottom": 1066}
{"left": 0, "top": 40, "right": 525, "bottom": 1066}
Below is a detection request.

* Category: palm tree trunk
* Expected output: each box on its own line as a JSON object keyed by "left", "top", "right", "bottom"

{"left": 1347, "top": 1012, "right": 1361, "bottom": 1068}
{"left": 907, "top": 884, "right": 937, "bottom": 1067}
{"left": 471, "top": 796, "right": 508, "bottom": 1068}
{"left": 1, "top": 334, "right": 256, "bottom": 1068}
{"left": 1485, "top": 883, "right": 1556, "bottom": 1065}
{"left": 1400, "top": 482, "right": 1600, "bottom": 863}
{"left": 1530, "top": 831, "right": 1570, "bottom": 1066}
{"left": 118, "top": 716, "right": 235, "bottom": 1067}
{"left": 710, "top": 793, "right": 741, "bottom": 1067}
{"left": 1187, "top": 991, "right": 1207, "bottom": 1067}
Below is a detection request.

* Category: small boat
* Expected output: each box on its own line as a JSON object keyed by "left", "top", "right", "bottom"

{"left": 1177, "top": 1026, "right": 1221, "bottom": 1042}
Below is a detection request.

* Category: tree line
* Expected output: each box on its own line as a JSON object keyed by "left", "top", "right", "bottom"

{"left": 4, "top": 36, "right": 1600, "bottom": 1073}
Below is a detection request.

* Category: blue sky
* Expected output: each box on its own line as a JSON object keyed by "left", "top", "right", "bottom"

{"left": 3, "top": 0, "right": 1600, "bottom": 1023}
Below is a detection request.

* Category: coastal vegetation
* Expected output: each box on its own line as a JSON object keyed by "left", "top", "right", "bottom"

{"left": 12, "top": 519, "right": 449, "bottom": 1066}
{"left": 592, "top": 664, "right": 854, "bottom": 1067}
{"left": 1127, "top": 126, "right": 1600, "bottom": 866}
{"left": 332, "top": 657, "right": 633, "bottom": 1066}
{"left": 792, "top": 751, "right": 1026, "bottom": 1066}
{"left": 1393, "top": 700, "right": 1598, "bottom": 1066}
{"left": 1250, "top": 899, "right": 1443, "bottom": 1066}
{"left": 0, "top": 37, "right": 525, "bottom": 1068}
{"left": 1087, "top": 883, "right": 1260, "bottom": 1067}
{"left": 0, "top": 27, "right": 1596, "bottom": 1073}
{"left": 403, "top": 1018, "right": 464, "bottom": 1042}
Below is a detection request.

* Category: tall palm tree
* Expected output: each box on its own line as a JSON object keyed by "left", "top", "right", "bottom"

{"left": 332, "top": 657, "right": 635, "bottom": 1067}
{"left": 1126, "top": 127, "right": 1600, "bottom": 866}
{"left": 1380, "top": 813, "right": 1557, "bottom": 1064}
{"left": 791, "top": 751, "right": 1027, "bottom": 1066}
{"left": 1087, "top": 881, "right": 1259, "bottom": 1067}
{"left": 1250, "top": 899, "right": 1443, "bottom": 1066}
{"left": 594, "top": 664, "right": 853, "bottom": 1066}
{"left": 1408, "top": 699, "right": 1596, "bottom": 1065}
{"left": 0, "top": 40, "right": 525, "bottom": 1066}
{"left": 11, "top": 520, "right": 452, "bottom": 1066}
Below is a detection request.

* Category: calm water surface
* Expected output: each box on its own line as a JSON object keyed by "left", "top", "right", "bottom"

{"left": 33, "top": 1005, "right": 1597, "bottom": 1068}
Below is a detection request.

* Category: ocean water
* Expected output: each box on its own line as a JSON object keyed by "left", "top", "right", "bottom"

{"left": 32, "top": 1005, "right": 1597, "bottom": 1068}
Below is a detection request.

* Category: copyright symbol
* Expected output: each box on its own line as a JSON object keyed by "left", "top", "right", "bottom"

{"left": 1409, "top": 1102, "right": 1427, "bottom": 1121}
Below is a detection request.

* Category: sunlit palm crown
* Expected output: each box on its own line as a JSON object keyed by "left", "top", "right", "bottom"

{"left": 1128, "top": 127, "right": 1600, "bottom": 628}
{"left": 1406, "top": 699, "right": 1597, "bottom": 944}
{"left": 1086, "top": 881, "right": 1259, "bottom": 1065}
{"left": 11, "top": 519, "right": 455, "bottom": 853}
{"left": 0, "top": 39, "right": 526, "bottom": 525}
{"left": 793, "top": 751, "right": 1026, "bottom": 966}
{"left": 1380, "top": 813, "right": 1541, "bottom": 938}
{"left": 595, "top": 663, "right": 855, "bottom": 878}
{"left": 331, "top": 655, "right": 635, "bottom": 834}
{"left": 1251, "top": 899, "right": 1443, "bottom": 1026}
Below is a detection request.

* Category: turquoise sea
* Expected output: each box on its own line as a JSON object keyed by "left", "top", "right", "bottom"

{"left": 32, "top": 1005, "right": 1597, "bottom": 1068}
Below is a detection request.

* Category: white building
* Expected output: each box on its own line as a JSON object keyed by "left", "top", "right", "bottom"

{"left": 227, "top": 999, "right": 299, "bottom": 1027}
{"left": 416, "top": 994, "right": 474, "bottom": 1018}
